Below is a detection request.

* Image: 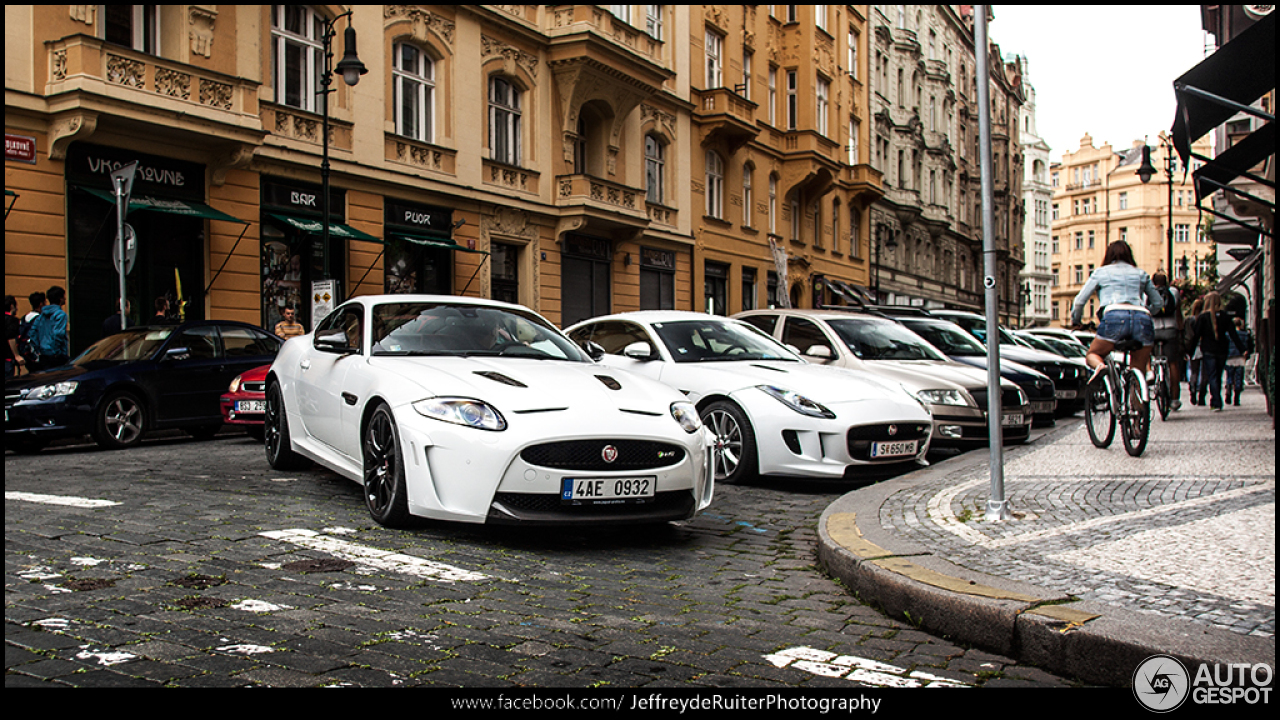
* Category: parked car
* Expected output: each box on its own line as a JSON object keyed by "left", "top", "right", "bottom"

{"left": 1014, "top": 331, "right": 1087, "bottom": 360}
{"left": 735, "top": 308, "right": 1030, "bottom": 446}
{"left": 884, "top": 313, "right": 1059, "bottom": 427}
{"left": 265, "top": 296, "right": 714, "bottom": 528}
{"left": 220, "top": 364, "right": 270, "bottom": 440}
{"left": 928, "top": 310, "right": 1088, "bottom": 418}
{"left": 5, "top": 321, "right": 283, "bottom": 453}
{"left": 1023, "top": 327, "right": 1087, "bottom": 348}
{"left": 566, "top": 311, "right": 934, "bottom": 484}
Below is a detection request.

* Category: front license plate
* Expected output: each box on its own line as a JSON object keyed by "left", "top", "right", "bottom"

{"left": 561, "top": 477, "right": 656, "bottom": 504}
{"left": 870, "top": 440, "right": 918, "bottom": 458}
{"left": 1031, "top": 401, "right": 1055, "bottom": 413}
{"left": 236, "top": 400, "right": 266, "bottom": 413}
{"left": 1055, "top": 389, "right": 1077, "bottom": 399}
{"left": 1002, "top": 413, "right": 1024, "bottom": 426}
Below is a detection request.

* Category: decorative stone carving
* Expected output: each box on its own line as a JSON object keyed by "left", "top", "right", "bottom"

{"left": 385, "top": 6, "right": 455, "bottom": 46}
{"left": 106, "top": 54, "right": 145, "bottom": 88}
{"left": 481, "top": 35, "right": 538, "bottom": 79}
{"left": 49, "top": 112, "right": 98, "bottom": 160}
{"left": 189, "top": 5, "right": 218, "bottom": 58}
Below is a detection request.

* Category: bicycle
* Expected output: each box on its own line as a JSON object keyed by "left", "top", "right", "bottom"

{"left": 1085, "top": 339, "right": 1151, "bottom": 456}
{"left": 1151, "top": 342, "right": 1174, "bottom": 421}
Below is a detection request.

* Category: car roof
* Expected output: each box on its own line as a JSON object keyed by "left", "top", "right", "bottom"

{"left": 572, "top": 310, "right": 735, "bottom": 326}
{"left": 737, "top": 307, "right": 898, "bottom": 324}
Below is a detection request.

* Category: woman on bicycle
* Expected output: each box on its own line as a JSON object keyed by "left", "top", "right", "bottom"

{"left": 1070, "top": 241, "right": 1164, "bottom": 382}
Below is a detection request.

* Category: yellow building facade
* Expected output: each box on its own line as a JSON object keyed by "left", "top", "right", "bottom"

{"left": 5, "top": 5, "right": 879, "bottom": 358}
{"left": 1049, "top": 132, "right": 1213, "bottom": 326}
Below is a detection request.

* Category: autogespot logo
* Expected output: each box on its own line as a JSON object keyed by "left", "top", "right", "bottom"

{"left": 1134, "top": 655, "right": 1191, "bottom": 712}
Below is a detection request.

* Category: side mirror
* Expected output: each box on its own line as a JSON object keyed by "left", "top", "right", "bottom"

{"left": 804, "top": 344, "right": 834, "bottom": 360}
{"left": 314, "top": 329, "right": 355, "bottom": 354}
{"left": 164, "top": 347, "right": 190, "bottom": 361}
{"left": 623, "top": 342, "right": 657, "bottom": 361}
{"left": 582, "top": 341, "right": 605, "bottom": 362}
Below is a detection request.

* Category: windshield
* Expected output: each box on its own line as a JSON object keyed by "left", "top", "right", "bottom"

{"left": 73, "top": 328, "right": 174, "bottom": 365}
{"left": 370, "top": 302, "right": 587, "bottom": 362}
{"left": 901, "top": 320, "right": 987, "bottom": 356}
{"left": 946, "top": 314, "right": 1019, "bottom": 345}
{"left": 827, "top": 318, "right": 948, "bottom": 361}
{"left": 651, "top": 319, "right": 801, "bottom": 363}
{"left": 1038, "top": 335, "right": 1087, "bottom": 358}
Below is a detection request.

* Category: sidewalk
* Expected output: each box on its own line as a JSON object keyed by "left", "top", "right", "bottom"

{"left": 818, "top": 385, "right": 1276, "bottom": 687}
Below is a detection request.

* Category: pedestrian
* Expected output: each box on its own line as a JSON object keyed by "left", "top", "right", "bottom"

{"left": 102, "top": 299, "right": 130, "bottom": 337}
{"left": 1224, "top": 317, "right": 1253, "bottom": 406}
{"left": 1150, "top": 272, "right": 1183, "bottom": 409}
{"left": 5, "top": 295, "right": 23, "bottom": 378}
{"left": 31, "top": 285, "right": 70, "bottom": 371}
{"left": 153, "top": 296, "right": 175, "bottom": 325}
{"left": 17, "top": 291, "right": 45, "bottom": 372}
{"left": 1188, "top": 291, "right": 1244, "bottom": 411}
{"left": 1185, "top": 297, "right": 1203, "bottom": 404}
{"left": 274, "top": 305, "right": 306, "bottom": 340}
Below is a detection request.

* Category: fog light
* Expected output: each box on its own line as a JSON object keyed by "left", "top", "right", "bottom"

{"left": 939, "top": 425, "right": 963, "bottom": 439}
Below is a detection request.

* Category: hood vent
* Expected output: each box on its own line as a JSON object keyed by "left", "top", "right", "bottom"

{"left": 474, "top": 371, "right": 527, "bottom": 388}
{"left": 750, "top": 364, "right": 789, "bottom": 373}
{"left": 595, "top": 375, "right": 622, "bottom": 390}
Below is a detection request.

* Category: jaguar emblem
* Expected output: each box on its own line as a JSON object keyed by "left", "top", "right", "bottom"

{"left": 601, "top": 445, "right": 619, "bottom": 463}
{"left": 887, "top": 424, "right": 898, "bottom": 437}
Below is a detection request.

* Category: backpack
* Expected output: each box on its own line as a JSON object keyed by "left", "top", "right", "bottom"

{"left": 17, "top": 313, "right": 40, "bottom": 363}
{"left": 1153, "top": 286, "right": 1176, "bottom": 319}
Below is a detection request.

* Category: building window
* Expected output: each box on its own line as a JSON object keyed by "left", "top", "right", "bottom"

{"left": 742, "top": 267, "right": 758, "bottom": 312}
{"left": 847, "top": 29, "right": 857, "bottom": 79}
{"left": 705, "top": 29, "right": 723, "bottom": 88}
{"left": 1175, "top": 224, "right": 1191, "bottom": 243}
{"left": 609, "top": 5, "right": 631, "bottom": 23}
{"left": 849, "top": 205, "right": 862, "bottom": 258}
{"left": 705, "top": 261, "right": 729, "bottom": 316}
{"left": 640, "top": 248, "right": 676, "bottom": 310}
{"left": 786, "top": 70, "right": 798, "bottom": 130}
{"left": 105, "top": 4, "right": 159, "bottom": 54}
{"left": 646, "top": 5, "right": 664, "bottom": 41}
{"left": 816, "top": 76, "right": 829, "bottom": 136}
{"left": 742, "top": 50, "right": 753, "bottom": 99}
{"left": 645, "top": 135, "right": 665, "bottom": 204}
{"left": 393, "top": 43, "right": 434, "bottom": 143}
{"left": 705, "top": 151, "right": 724, "bottom": 219}
{"left": 1118, "top": 191, "right": 1128, "bottom": 210}
{"left": 742, "top": 164, "right": 754, "bottom": 227}
{"left": 272, "top": 5, "right": 324, "bottom": 112}
{"left": 768, "top": 174, "right": 778, "bottom": 234}
{"left": 815, "top": 5, "right": 827, "bottom": 33}
{"left": 831, "top": 200, "right": 840, "bottom": 254}
{"left": 767, "top": 66, "right": 778, "bottom": 125}
{"left": 489, "top": 77, "right": 522, "bottom": 165}
{"left": 490, "top": 242, "right": 519, "bottom": 305}
{"left": 790, "top": 198, "right": 801, "bottom": 241}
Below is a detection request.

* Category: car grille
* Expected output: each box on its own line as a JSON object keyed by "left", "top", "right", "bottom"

{"left": 969, "top": 388, "right": 1025, "bottom": 412}
{"left": 242, "top": 381, "right": 266, "bottom": 393}
{"left": 520, "top": 440, "right": 686, "bottom": 471}
{"left": 846, "top": 423, "right": 930, "bottom": 461}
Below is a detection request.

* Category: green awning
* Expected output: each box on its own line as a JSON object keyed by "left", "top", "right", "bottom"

{"left": 393, "top": 231, "right": 488, "bottom": 254}
{"left": 78, "top": 186, "right": 248, "bottom": 223}
{"left": 266, "top": 212, "right": 380, "bottom": 242}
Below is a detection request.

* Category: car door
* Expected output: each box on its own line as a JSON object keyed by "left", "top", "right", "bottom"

{"left": 153, "top": 325, "right": 226, "bottom": 424}
{"left": 781, "top": 317, "right": 838, "bottom": 365}
{"left": 295, "top": 304, "right": 363, "bottom": 456}
{"left": 569, "top": 320, "right": 662, "bottom": 378}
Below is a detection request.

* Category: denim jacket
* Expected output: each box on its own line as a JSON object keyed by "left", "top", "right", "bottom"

{"left": 1070, "top": 262, "right": 1162, "bottom": 326}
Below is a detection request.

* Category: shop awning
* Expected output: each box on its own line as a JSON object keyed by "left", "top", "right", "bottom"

{"left": 78, "top": 186, "right": 248, "bottom": 224}
{"left": 393, "top": 231, "right": 488, "bottom": 254}
{"left": 266, "top": 212, "right": 380, "bottom": 242}
{"left": 1170, "top": 11, "right": 1275, "bottom": 165}
{"left": 1215, "top": 245, "right": 1264, "bottom": 294}
{"left": 1193, "top": 121, "right": 1275, "bottom": 203}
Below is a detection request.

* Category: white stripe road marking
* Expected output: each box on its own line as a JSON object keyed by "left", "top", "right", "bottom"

{"left": 6, "top": 491, "right": 120, "bottom": 508}
{"left": 765, "top": 646, "right": 971, "bottom": 687}
{"left": 260, "top": 529, "right": 489, "bottom": 583}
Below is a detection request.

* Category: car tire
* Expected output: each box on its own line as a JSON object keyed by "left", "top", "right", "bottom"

{"left": 265, "top": 382, "right": 310, "bottom": 470}
{"left": 93, "top": 390, "right": 147, "bottom": 450}
{"left": 363, "top": 403, "right": 413, "bottom": 528}
{"left": 701, "top": 400, "right": 757, "bottom": 485}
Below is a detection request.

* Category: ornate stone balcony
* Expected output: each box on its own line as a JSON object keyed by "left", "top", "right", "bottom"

{"left": 693, "top": 88, "right": 759, "bottom": 154}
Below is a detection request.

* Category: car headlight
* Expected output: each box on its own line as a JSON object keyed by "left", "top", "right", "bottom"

{"left": 670, "top": 401, "right": 702, "bottom": 434}
{"left": 28, "top": 381, "right": 78, "bottom": 401}
{"left": 412, "top": 397, "right": 507, "bottom": 431}
{"left": 916, "top": 389, "right": 975, "bottom": 407}
{"left": 1016, "top": 387, "right": 1028, "bottom": 406}
{"left": 228, "top": 376, "right": 242, "bottom": 393}
{"left": 757, "top": 385, "right": 836, "bottom": 419}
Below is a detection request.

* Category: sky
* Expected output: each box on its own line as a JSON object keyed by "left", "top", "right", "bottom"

{"left": 988, "top": 5, "right": 1212, "bottom": 163}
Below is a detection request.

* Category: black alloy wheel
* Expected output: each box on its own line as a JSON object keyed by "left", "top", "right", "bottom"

{"left": 264, "top": 382, "right": 310, "bottom": 470}
{"left": 363, "top": 403, "right": 412, "bottom": 528}
{"left": 700, "top": 400, "right": 757, "bottom": 485}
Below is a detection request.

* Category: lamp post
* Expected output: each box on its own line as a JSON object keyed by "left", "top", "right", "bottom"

{"left": 1137, "top": 135, "right": 1175, "bottom": 281}
{"left": 319, "top": 11, "right": 367, "bottom": 283}
{"left": 873, "top": 221, "right": 898, "bottom": 303}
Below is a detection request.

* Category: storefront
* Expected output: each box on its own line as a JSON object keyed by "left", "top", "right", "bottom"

{"left": 259, "top": 178, "right": 376, "bottom": 333}
{"left": 382, "top": 197, "right": 476, "bottom": 296}
{"left": 561, "top": 234, "right": 613, "bottom": 327}
{"left": 64, "top": 143, "right": 246, "bottom": 354}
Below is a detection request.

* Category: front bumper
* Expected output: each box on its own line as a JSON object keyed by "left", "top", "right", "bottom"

{"left": 5, "top": 395, "right": 93, "bottom": 443}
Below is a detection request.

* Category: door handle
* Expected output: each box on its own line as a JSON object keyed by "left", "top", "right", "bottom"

{"left": 342, "top": 392, "right": 358, "bottom": 406}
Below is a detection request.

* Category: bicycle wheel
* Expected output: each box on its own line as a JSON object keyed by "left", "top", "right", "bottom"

{"left": 1085, "top": 370, "right": 1115, "bottom": 448}
{"left": 1121, "top": 368, "right": 1150, "bottom": 457}
{"left": 1154, "top": 363, "right": 1170, "bottom": 421}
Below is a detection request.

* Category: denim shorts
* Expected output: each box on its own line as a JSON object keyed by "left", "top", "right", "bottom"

{"left": 1096, "top": 308, "right": 1155, "bottom": 347}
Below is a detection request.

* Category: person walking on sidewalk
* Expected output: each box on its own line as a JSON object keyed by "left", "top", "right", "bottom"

{"left": 1150, "top": 272, "right": 1183, "bottom": 410}
{"left": 1185, "top": 297, "right": 1203, "bottom": 404}
{"left": 1224, "top": 317, "right": 1253, "bottom": 406}
{"left": 1070, "top": 241, "right": 1164, "bottom": 384}
{"left": 1188, "top": 291, "right": 1244, "bottom": 411}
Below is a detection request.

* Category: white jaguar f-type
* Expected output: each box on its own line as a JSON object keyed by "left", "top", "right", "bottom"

{"left": 265, "top": 296, "right": 714, "bottom": 527}
{"left": 566, "top": 312, "right": 934, "bottom": 484}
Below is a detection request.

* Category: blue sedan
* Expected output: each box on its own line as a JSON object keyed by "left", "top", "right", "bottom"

{"left": 5, "top": 320, "right": 282, "bottom": 453}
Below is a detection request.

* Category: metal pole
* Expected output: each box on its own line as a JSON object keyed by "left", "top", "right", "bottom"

{"left": 976, "top": 6, "right": 1009, "bottom": 522}
{"left": 1165, "top": 138, "right": 1174, "bottom": 280}
{"left": 115, "top": 177, "right": 127, "bottom": 331}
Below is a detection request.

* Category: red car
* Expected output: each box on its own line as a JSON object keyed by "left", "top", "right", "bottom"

{"left": 220, "top": 364, "right": 270, "bottom": 440}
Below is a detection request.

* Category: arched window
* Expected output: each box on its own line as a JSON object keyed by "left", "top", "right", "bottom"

{"left": 393, "top": 43, "right": 434, "bottom": 142}
{"left": 742, "top": 163, "right": 754, "bottom": 226}
{"left": 705, "top": 151, "right": 724, "bottom": 219}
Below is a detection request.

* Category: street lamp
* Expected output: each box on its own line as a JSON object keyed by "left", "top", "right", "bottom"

{"left": 319, "top": 11, "right": 367, "bottom": 283}
{"left": 873, "top": 221, "right": 898, "bottom": 303}
{"left": 1137, "top": 135, "right": 1175, "bottom": 282}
